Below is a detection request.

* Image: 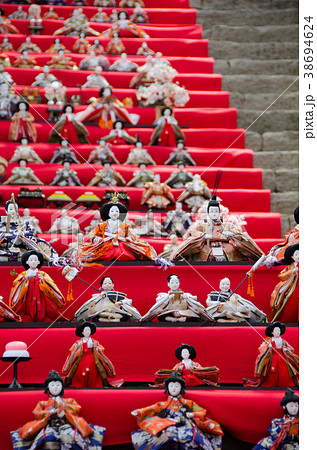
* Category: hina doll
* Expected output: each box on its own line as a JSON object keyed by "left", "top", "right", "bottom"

{"left": 0, "top": 37, "right": 14, "bottom": 52}
{"left": 8, "top": 6, "right": 28, "bottom": 20}
{"left": 0, "top": 296, "right": 21, "bottom": 322}
{"left": 109, "top": 9, "right": 118, "bottom": 22}
{"left": 42, "top": 7, "right": 63, "bottom": 20}
{"left": 265, "top": 206, "right": 299, "bottom": 267}
{"left": 177, "top": 174, "right": 211, "bottom": 212}
{"left": 171, "top": 196, "right": 263, "bottom": 262}
{"left": 9, "top": 137, "right": 44, "bottom": 164}
{"left": 254, "top": 388, "right": 299, "bottom": 450}
{"left": 163, "top": 202, "right": 193, "bottom": 237}
{"left": 28, "top": 4, "right": 42, "bottom": 25}
{"left": 244, "top": 322, "right": 299, "bottom": 388}
{"left": 76, "top": 196, "right": 157, "bottom": 263}
{"left": 48, "top": 104, "right": 90, "bottom": 144}
{"left": 87, "top": 139, "right": 119, "bottom": 164}
{"left": 91, "top": 7, "right": 110, "bottom": 22}
{"left": 21, "top": 208, "right": 42, "bottom": 234}
{"left": 44, "top": 79, "right": 66, "bottom": 105}
{"left": 120, "top": 0, "right": 145, "bottom": 6}
{"left": 82, "top": 65, "right": 110, "bottom": 89}
{"left": 133, "top": 210, "right": 167, "bottom": 237}
{"left": 141, "top": 173, "right": 175, "bottom": 209}
{"left": 129, "top": 55, "right": 154, "bottom": 88}
{"left": 165, "top": 163, "right": 194, "bottom": 188}
{"left": 142, "top": 274, "right": 213, "bottom": 322}
{"left": 0, "top": 63, "right": 14, "bottom": 85}
{"left": 85, "top": 211, "right": 102, "bottom": 233}
{"left": 10, "top": 370, "right": 106, "bottom": 449}
{"left": 47, "top": 49, "right": 78, "bottom": 70}
{"left": 62, "top": 321, "right": 123, "bottom": 387}
{"left": 131, "top": 372, "right": 223, "bottom": 449}
{"left": 105, "top": 31, "right": 125, "bottom": 54}
{"left": 88, "top": 161, "right": 126, "bottom": 186}
{"left": 13, "top": 50, "right": 38, "bottom": 69}
{"left": 0, "top": 8, "right": 20, "bottom": 34}
{"left": 47, "top": 38, "right": 68, "bottom": 53}
{"left": 101, "top": 120, "right": 137, "bottom": 144}
{"left": 50, "top": 160, "right": 83, "bottom": 186}
{"left": 31, "top": 65, "right": 58, "bottom": 87}
{"left": 79, "top": 50, "right": 109, "bottom": 71}
{"left": 2, "top": 159, "right": 44, "bottom": 185}
{"left": 0, "top": 53, "right": 10, "bottom": 68}
{"left": 72, "top": 32, "right": 91, "bottom": 53}
{"left": 124, "top": 139, "right": 156, "bottom": 165}
{"left": 9, "top": 102, "right": 37, "bottom": 142}
{"left": 268, "top": 244, "right": 299, "bottom": 323}
{"left": 53, "top": 8, "right": 100, "bottom": 36}
{"left": 18, "top": 37, "right": 41, "bottom": 53}
{"left": 94, "top": 0, "right": 116, "bottom": 5}
{"left": 165, "top": 140, "right": 196, "bottom": 165}
{"left": 74, "top": 276, "right": 141, "bottom": 322}
{"left": 102, "top": 11, "right": 149, "bottom": 39}
{"left": 206, "top": 277, "right": 266, "bottom": 323}
{"left": 130, "top": 4, "right": 149, "bottom": 23}
{"left": 48, "top": 209, "right": 81, "bottom": 234}
{"left": 136, "top": 41, "right": 155, "bottom": 56}
{"left": 109, "top": 53, "right": 139, "bottom": 72}
{"left": 158, "top": 234, "right": 179, "bottom": 259}
{"left": 0, "top": 83, "right": 19, "bottom": 119}
{"left": 91, "top": 39, "right": 106, "bottom": 54}
{"left": 76, "top": 86, "right": 139, "bottom": 129}
{"left": 154, "top": 344, "right": 220, "bottom": 387}
{"left": 150, "top": 107, "right": 186, "bottom": 146}
{"left": 127, "top": 162, "right": 155, "bottom": 187}
{"left": 50, "top": 139, "right": 80, "bottom": 164}
{"left": 9, "top": 250, "right": 66, "bottom": 322}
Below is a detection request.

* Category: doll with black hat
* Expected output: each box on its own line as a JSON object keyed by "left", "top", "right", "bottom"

{"left": 62, "top": 320, "right": 123, "bottom": 387}
{"left": 244, "top": 322, "right": 299, "bottom": 388}
{"left": 50, "top": 138, "right": 80, "bottom": 164}
{"left": 76, "top": 193, "right": 157, "bottom": 263}
{"left": 131, "top": 372, "right": 223, "bottom": 449}
{"left": 8, "top": 100, "right": 37, "bottom": 143}
{"left": 9, "top": 136, "right": 44, "bottom": 164}
{"left": 10, "top": 370, "right": 106, "bottom": 449}
{"left": 48, "top": 104, "right": 90, "bottom": 144}
{"left": 164, "top": 139, "right": 197, "bottom": 166}
{"left": 154, "top": 343, "right": 220, "bottom": 387}
{"left": 253, "top": 388, "right": 299, "bottom": 449}
{"left": 149, "top": 106, "right": 186, "bottom": 146}
{"left": 268, "top": 243, "right": 299, "bottom": 323}
{"left": 9, "top": 250, "right": 65, "bottom": 322}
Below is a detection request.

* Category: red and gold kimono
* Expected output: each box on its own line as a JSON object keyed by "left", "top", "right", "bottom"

{"left": 13, "top": 55, "right": 37, "bottom": 68}
{"left": 268, "top": 263, "right": 299, "bottom": 323}
{"left": 141, "top": 181, "right": 175, "bottom": 209}
{"left": 48, "top": 113, "right": 90, "bottom": 144}
{"left": 72, "top": 38, "right": 91, "bottom": 54}
{"left": 9, "top": 270, "right": 66, "bottom": 322}
{"left": 105, "top": 36, "right": 125, "bottom": 54}
{"left": 8, "top": 112, "right": 37, "bottom": 143}
{"left": 77, "top": 221, "right": 157, "bottom": 263}
{"left": 0, "top": 16, "right": 20, "bottom": 34}
{"left": 47, "top": 42, "right": 68, "bottom": 53}
{"left": 103, "top": 19, "right": 149, "bottom": 39}
{"left": 155, "top": 360, "right": 220, "bottom": 387}
{"left": 244, "top": 338, "right": 299, "bottom": 388}
{"left": 47, "top": 54, "right": 77, "bottom": 70}
{"left": 150, "top": 116, "right": 185, "bottom": 146}
{"left": 269, "top": 226, "right": 299, "bottom": 263}
{"left": 62, "top": 337, "right": 120, "bottom": 387}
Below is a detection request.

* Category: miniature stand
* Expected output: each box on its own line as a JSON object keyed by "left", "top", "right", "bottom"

{"left": 1, "top": 356, "right": 32, "bottom": 389}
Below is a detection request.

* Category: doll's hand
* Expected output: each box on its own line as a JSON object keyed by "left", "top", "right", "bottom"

{"left": 93, "top": 236, "right": 103, "bottom": 244}
{"left": 58, "top": 410, "right": 65, "bottom": 418}
{"left": 49, "top": 408, "right": 58, "bottom": 415}
{"left": 131, "top": 410, "right": 138, "bottom": 416}
{"left": 186, "top": 412, "right": 194, "bottom": 418}
{"left": 222, "top": 230, "right": 234, "bottom": 238}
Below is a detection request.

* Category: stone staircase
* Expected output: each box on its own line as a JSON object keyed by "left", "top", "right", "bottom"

{"left": 191, "top": 0, "right": 299, "bottom": 235}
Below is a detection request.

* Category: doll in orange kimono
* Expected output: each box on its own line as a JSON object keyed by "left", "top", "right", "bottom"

{"left": 10, "top": 370, "right": 106, "bottom": 449}
{"left": 141, "top": 173, "right": 175, "bottom": 209}
{"left": 62, "top": 321, "right": 123, "bottom": 387}
{"left": 268, "top": 243, "right": 299, "bottom": 323}
{"left": 131, "top": 372, "right": 223, "bottom": 449}
{"left": 103, "top": 10, "right": 149, "bottom": 39}
{"left": 77, "top": 196, "right": 157, "bottom": 264}
{"left": 8, "top": 101, "right": 37, "bottom": 143}
{"left": 0, "top": 8, "right": 20, "bottom": 34}
{"left": 244, "top": 322, "right": 299, "bottom": 388}
{"left": 9, "top": 250, "right": 66, "bottom": 322}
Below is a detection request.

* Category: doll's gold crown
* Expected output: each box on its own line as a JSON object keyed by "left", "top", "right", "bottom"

{"left": 111, "top": 192, "right": 120, "bottom": 203}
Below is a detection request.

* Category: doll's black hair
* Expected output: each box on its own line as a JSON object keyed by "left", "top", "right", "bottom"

{"left": 17, "top": 158, "right": 28, "bottom": 165}
{"left": 21, "top": 250, "right": 44, "bottom": 270}
{"left": 18, "top": 136, "right": 30, "bottom": 143}
{"left": 62, "top": 104, "right": 74, "bottom": 113}
{"left": 113, "top": 120, "right": 124, "bottom": 129}
{"left": 5, "top": 200, "right": 18, "bottom": 212}
{"left": 161, "top": 106, "right": 173, "bottom": 116}
{"left": 175, "top": 344, "right": 197, "bottom": 361}
{"left": 100, "top": 276, "right": 114, "bottom": 287}
{"left": 99, "top": 86, "right": 113, "bottom": 97}
{"left": 294, "top": 206, "right": 299, "bottom": 225}
{"left": 283, "top": 243, "right": 299, "bottom": 266}
{"left": 0, "top": 8, "right": 4, "bottom": 16}
{"left": 164, "top": 372, "right": 186, "bottom": 395}
{"left": 60, "top": 137, "right": 70, "bottom": 145}
{"left": 207, "top": 195, "right": 220, "bottom": 213}
{"left": 280, "top": 388, "right": 299, "bottom": 410}
{"left": 167, "top": 274, "right": 179, "bottom": 282}
{"left": 118, "top": 10, "right": 128, "bottom": 19}
{"left": 44, "top": 370, "right": 64, "bottom": 395}
{"left": 100, "top": 201, "right": 127, "bottom": 221}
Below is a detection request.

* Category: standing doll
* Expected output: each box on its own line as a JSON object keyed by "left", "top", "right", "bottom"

{"left": 48, "top": 104, "right": 90, "bottom": 144}
{"left": 150, "top": 107, "right": 185, "bottom": 146}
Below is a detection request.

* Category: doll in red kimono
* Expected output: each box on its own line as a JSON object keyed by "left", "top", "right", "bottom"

{"left": 48, "top": 104, "right": 90, "bottom": 144}
{"left": 9, "top": 250, "right": 66, "bottom": 322}
{"left": 10, "top": 370, "right": 106, "bottom": 449}
{"left": 62, "top": 321, "right": 122, "bottom": 387}
{"left": 150, "top": 106, "right": 185, "bottom": 146}
{"left": 8, "top": 101, "right": 37, "bottom": 143}
{"left": 131, "top": 372, "right": 223, "bottom": 449}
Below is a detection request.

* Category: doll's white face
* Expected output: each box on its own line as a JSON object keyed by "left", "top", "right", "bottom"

{"left": 80, "top": 32, "right": 85, "bottom": 38}
{"left": 175, "top": 202, "right": 182, "bottom": 211}
{"left": 177, "top": 142, "right": 184, "bottom": 150}
{"left": 208, "top": 206, "right": 220, "bottom": 221}
{"left": 121, "top": 53, "right": 127, "bottom": 60}
{"left": 58, "top": 50, "right": 64, "bottom": 56}
{"left": 94, "top": 40, "right": 100, "bottom": 45}
{"left": 48, "top": 380, "right": 63, "bottom": 396}
{"left": 65, "top": 106, "right": 73, "bottom": 114}
{"left": 272, "top": 327, "right": 281, "bottom": 338}
{"left": 6, "top": 203, "right": 17, "bottom": 218}
{"left": 55, "top": 38, "right": 61, "bottom": 44}
{"left": 104, "top": 163, "right": 111, "bottom": 170}
{"left": 94, "top": 211, "right": 100, "bottom": 219}
{"left": 61, "top": 209, "right": 67, "bottom": 217}
{"left": 220, "top": 278, "right": 230, "bottom": 292}
{"left": 154, "top": 174, "right": 160, "bottom": 183}
{"left": 181, "top": 348, "right": 190, "bottom": 360}
{"left": 20, "top": 160, "right": 27, "bottom": 168}
{"left": 139, "top": 164, "right": 146, "bottom": 170}
{"left": 21, "top": 138, "right": 28, "bottom": 146}
{"left": 27, "top": 254, "right": 40, "bottom": 270}
{"left": 43, "top": 65, "right": 49, "bottom": 73}
{"left": 90, "top": 51, "right": 96, "bottom": 58}
{"left": 103, "top": 88, "right": 112, "bottom": 97}
{"left": 168, "top": 275, "right": 180, "bottom": 291}
{"left": 178, "top": 164, "right": 185, "bottom": 172}
{"left": 115, "top": 122, "right": 123, "bottom": 130}
{"left": 170, "top": 234, "right": 178, "bottom": 244}
{"left": 292, "top": 250, "right": 299, "bottom": 264}
{"left": 164, "top": 109, "right": 171, "bottom": 116}
{"left": 118, "top": 12, "right": 126, "bottom": 19}
{"left": 136, "top": 142, "right": 142, "bottom": 149}
{"left": 82, "top": 326, "right": 91, "bottom": 338}
{"left": 64, "top": 162, "right": 70, "bottom": 170}
{"left": 109, "top": 205, "right": 120, "bottom": 220}
{"left": 168, "top": 381, "right": 181, "bottom": 397}
{"left": 61, "top": 140, "right": 68, "bottom": 147}
{"left": 3, "top": 38, "right": 8, "bottom": 43}
{"left": 99, "top": 139, "right": 106, "bottom": 146}
{"left": 26, "top": 37, "right": 31, "bottom": 43}
{"left": 101, "top": 277, "right": 114, "bottom": 292}
{"left": 285, "top": 401, "right": 299, "bottom": 416}
{"left": 23, "top": 208, "right": 30, "bottom": 217}
{"left": 19, "top": 103, "right": 27, "bottom": 112}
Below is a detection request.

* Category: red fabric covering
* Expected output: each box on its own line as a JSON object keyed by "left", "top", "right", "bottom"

{"left": 1, "top": 0, "right": 191, "bottom": 8}
{"left": 2, "top": 5, "right": 197, "bottom": 24}
{"left": 0, "top": 186, "right": 271, "bottom": 211}
{"left": 0, "top": 265, "right": 293, "bottom": 318}
{"left": 1, "top": 37, "right": 209, "bottom": 56}
{"left": 0, "top": 388, "right": 298, "bottom": 446}
{"left": 3, "top": 164, "right": 261, "bottom": 188}
{"left": 0, "top": 142, "right": 253, "bottom": 167}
